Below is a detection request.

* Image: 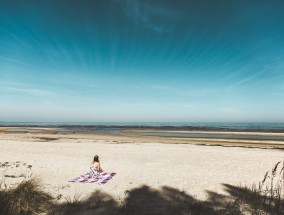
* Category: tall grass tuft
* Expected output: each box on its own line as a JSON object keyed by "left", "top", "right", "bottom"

{"left": 0, "top": 178, "right": 53, "bottom": 215}
{"left": 235, "top": 161, "right": 284, "bottom": 214}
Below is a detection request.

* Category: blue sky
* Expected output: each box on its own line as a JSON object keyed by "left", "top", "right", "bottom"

{"left": 0, "top": 0, "right": 284, "bottom": 122}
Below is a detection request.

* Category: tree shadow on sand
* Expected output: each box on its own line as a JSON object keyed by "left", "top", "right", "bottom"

{"left": 51, "top": 185, "right": 245, "bottom": 215}
{"left": 2, "top": 179, "right": 283, "bottom": 214}
{"left": 50, "top": 190, "right": 118, "bottom": 215}
{"left": 222, "top": 183, "right": 284, "bottom": 214}
{"left": 51, "top": 182, "right": 284, "bottom": 215}
{"left": 119, "top": 185, "right": 227, "bottom": 215}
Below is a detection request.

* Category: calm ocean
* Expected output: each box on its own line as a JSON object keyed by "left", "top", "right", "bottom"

{"left": 1, "top": 122, "right": 284, "bottom": 132}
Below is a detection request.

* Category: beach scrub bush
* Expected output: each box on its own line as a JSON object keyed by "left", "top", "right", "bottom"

{"left": 232, "top": 161, "right": 284, "bottom": 214}
{"left": 0, "top": 178, "right": 53, "bottom": 215}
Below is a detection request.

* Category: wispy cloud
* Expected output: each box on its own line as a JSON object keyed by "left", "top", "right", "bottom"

{"left": 122, "top": 0, "right": 180, "bottom": 33}
{"left": 2, "top": 86, "right": 60, "bottom": 97}
{"left": 0, "top": 56, "right": 55, "bottom": 72}
{"left": 150, "top": 85, "right": 219, "bottom": 97}
{"left": 0, "top": 56, "right": 50, "bottom": 71}
{"left": 227, "top": 70, "right": 266, "bottom": 90}
{"left": 219, "top": 107, "right": 244, "bottom": 114}
{"left": 228, "top": 76, "right": 255, "bottom": 89}
{"left": 0, "top": 82, "right": 80, "bottom": 99}
{"left": 256, "top": 72, "right": 284, "bottom": 86}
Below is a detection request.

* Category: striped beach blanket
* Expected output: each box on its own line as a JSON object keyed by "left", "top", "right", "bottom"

{"left": 68, "top": 172, "right": 116, "bottom": 185}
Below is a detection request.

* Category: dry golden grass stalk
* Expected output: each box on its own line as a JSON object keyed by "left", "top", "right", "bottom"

{"left": 0, "top": 178, "right": 53, "bottom": 215}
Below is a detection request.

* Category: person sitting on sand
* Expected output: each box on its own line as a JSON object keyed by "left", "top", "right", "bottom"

{"left": 89, "top": 155, "right": 103, "bottom": 178}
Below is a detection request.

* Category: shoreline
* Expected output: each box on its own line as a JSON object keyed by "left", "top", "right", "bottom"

{"left": 124, "top": 129, "right": 284, "bottom": 136}
{"left": 1, "top": 127, "right": 284, "bottom": 150}
{"left": 1, "top": 123, "right": 284, "bottom": 133}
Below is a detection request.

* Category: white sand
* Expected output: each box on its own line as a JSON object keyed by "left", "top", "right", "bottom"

{"left": 0, "top": 135, "right": 283, "bottom": 202}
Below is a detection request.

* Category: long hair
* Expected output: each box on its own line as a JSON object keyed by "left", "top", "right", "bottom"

{"left": 93, "top": 155, "right": 99, "bottom": 163}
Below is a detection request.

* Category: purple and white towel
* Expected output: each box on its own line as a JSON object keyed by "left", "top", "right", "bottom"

{"left": 68, "top": 172, "right": 116, "bottom": 185}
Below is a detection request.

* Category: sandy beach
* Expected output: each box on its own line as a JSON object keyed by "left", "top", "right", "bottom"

{"left": 1, "top": 130, "right": 283, "bottom": 205}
